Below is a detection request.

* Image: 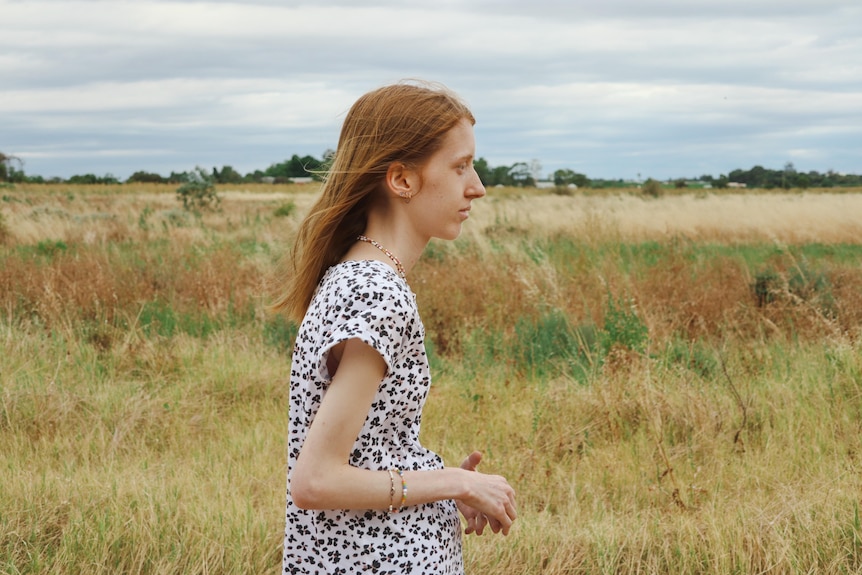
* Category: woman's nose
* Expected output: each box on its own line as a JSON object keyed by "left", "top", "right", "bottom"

{"left": 469, "top": 169, "right": 486, "bottom": 198}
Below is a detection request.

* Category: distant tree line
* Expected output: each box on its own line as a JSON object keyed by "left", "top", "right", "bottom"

{"left": 1, "top": 150, "right": 861, "bottom": 189}
{"left": 581, "top": 163, "right": 862, "bottom": 190}
{"left": 719, "top": 162, "right": 862, "bottom": 189}
{"left": 0, "top": 152, "right": 333, "bottom": 186}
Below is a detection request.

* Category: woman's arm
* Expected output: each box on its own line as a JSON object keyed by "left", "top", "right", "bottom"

{"left": 290, "top": 337, "right": 517, "bottom": 534}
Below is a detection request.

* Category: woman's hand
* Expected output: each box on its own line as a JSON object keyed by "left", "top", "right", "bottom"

{"left": 455, "top": 451, "right": 517, "bottom": 536}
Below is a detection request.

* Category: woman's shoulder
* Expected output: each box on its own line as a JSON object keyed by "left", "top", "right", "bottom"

{"left": 325, "top": 260, "right": 405, "bottom": 287}
{"left": 305, "top": 261, "right": 417, "bottom": 335}
{"left": 319, "top": 260, "right": 413, "bottom": 303}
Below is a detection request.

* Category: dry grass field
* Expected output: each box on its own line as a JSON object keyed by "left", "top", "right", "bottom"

{"left": 1, "top": 183, "right": 861, "bottom": 574}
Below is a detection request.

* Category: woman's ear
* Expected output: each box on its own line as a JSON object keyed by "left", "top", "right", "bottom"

{"left": 385, "top": 162, "right": 419, "bottom": 203}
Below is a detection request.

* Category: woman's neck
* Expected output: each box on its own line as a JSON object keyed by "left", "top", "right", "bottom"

{"left": 362, "top": 215, "right": 427, "bottom": 277}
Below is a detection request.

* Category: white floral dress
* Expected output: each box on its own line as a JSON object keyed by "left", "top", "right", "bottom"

{"left": 283, "top": 260, "right": 463, "bottom": 574}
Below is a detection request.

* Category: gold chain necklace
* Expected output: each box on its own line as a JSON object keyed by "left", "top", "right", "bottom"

{"left": 356, "top": 235, "right": 407, "bottom": 280}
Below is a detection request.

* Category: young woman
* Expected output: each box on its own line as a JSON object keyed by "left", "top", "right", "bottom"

{"left": 273, "top": 81, "right": 517, "bottom": 574}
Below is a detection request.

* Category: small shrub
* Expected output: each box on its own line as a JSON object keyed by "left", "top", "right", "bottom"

{"left": 513, "top": 311, "right": 571, "bottom": 372}
{"left": 177, "top": 180, "right": 219, "bottom": 212}
{"left": 139, "top": 299, "right": 178, "bottom": 338}
{"left": 753, "top": 268, "right": 781, "bottom": 307}
{"left": 641, "top": 178, "right": 664, "bottom": 198}
{"left": 273, "top": 201, "right": 296, "bottom": 218}
{"left": 665, "top": 339, "right": 718, "bottom": 379}
{"left": 35, "top": 239, "right": 68, "bottom": 257}
{"left": 789, "top": 260, "right": 836, "bottom": 317}
{"left": 789, "top": 260, "right": 831, "bottom": 301}
{"left": 139, "top": 299, "right": 221, "bottom": 339}
{"left": 600, "top": 294, "right": 649, "bottom": 357}
{"left": 176, "top": 168, "right": 220, "bottom": 212}
{"left": 511, "top": 311, "right": 597, "bottom": 381}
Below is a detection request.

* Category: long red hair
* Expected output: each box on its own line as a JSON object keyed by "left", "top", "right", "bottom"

{"left": 271, "top": 80, "right": 475, "bottom": 322}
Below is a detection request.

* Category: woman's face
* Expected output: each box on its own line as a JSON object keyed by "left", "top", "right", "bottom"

{"left": 408, "top": 118, "right": 486, "bottom": 241}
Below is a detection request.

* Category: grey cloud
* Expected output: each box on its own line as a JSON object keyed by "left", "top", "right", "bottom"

{"left": 2, "top": 0, "right": 860, "bottom": 180}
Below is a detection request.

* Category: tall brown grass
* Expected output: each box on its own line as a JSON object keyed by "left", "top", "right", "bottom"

{"left": 2, "top": 183, "right": 862, "bottom": 574}
{"left": 470, "top": 190, "right": 862, "bottom": 244}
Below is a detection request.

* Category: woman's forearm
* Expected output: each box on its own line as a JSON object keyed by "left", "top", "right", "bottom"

{"left": 291, "top": 463, "right": 468, "bottom": 511}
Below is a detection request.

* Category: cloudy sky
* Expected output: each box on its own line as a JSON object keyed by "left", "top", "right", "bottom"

{"left": 2, "top": 0, "right": 861, "bottom": 181}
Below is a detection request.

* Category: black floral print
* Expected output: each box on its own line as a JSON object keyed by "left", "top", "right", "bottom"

{"left": 283, "top": 260, "right": 463, "bottom": 574}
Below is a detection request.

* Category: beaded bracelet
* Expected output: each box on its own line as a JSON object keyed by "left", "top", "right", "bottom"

{"left": 387, "top": 468, "right": 408, "bottom": 513}
{"left": 396, "top": 468, "right": 407, "bottom": 513}
{"left": 387, "top": 469, "right": 397, "bottom": 513}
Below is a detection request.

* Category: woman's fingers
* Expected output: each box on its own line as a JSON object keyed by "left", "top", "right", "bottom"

{"left": 474, "top": 513, "right": 488, "bottom": 535}
{"left": 459, "top": 451, "right": 482, "bottom": 472}
{"left": 459, "top": 468, "right": 517, "bottom": 536}
{"left": 466, "top": 515, "right": 477, "bottom": 535}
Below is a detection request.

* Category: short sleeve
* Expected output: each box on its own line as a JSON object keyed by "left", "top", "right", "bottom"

{"left": 317, "top": 264, "right": 412, "bottom": 378}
